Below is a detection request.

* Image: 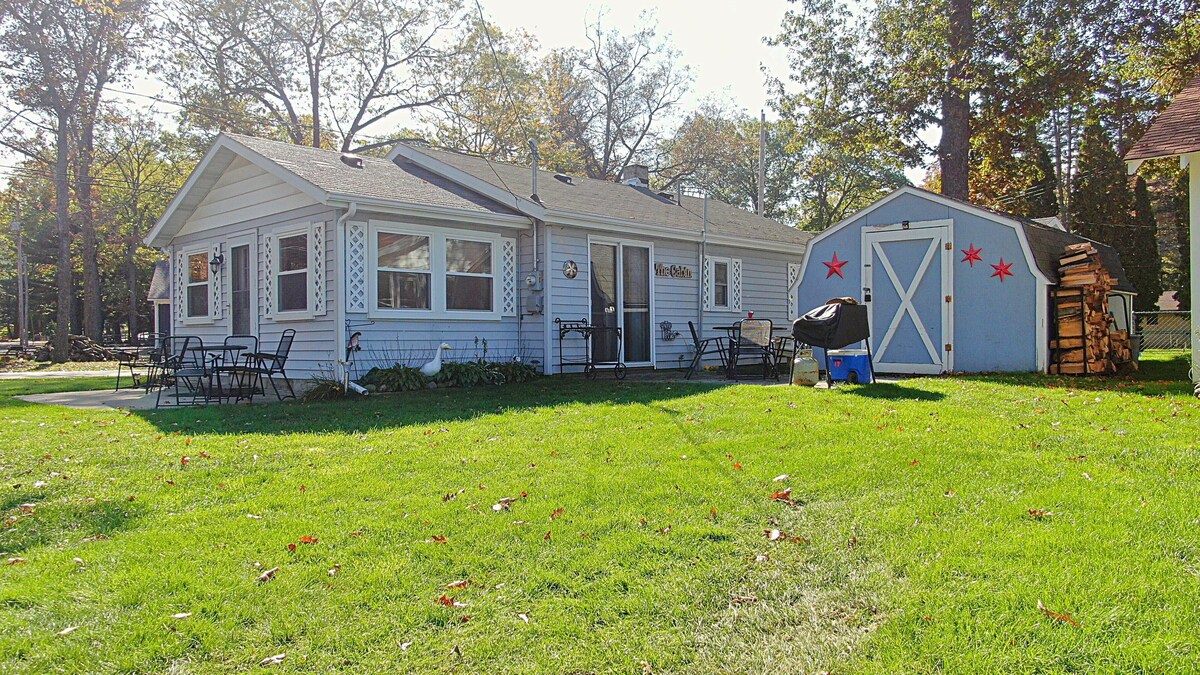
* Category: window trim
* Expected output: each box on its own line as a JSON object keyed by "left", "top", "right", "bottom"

{"left": 368, "top": 220, "right": 504, "bottom": 321}
{"left": 273, "top": 226, "right": 314, "bottom": 320}
{"left": 182, "top": 248, "right": 213, "bottom": 323}
{"left": 706, "top": 255, "right": 733, "bottom": 312}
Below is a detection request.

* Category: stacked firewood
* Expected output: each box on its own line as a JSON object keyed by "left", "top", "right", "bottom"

{"left": 1049, "top": 243, "right": 1135, "bottom": 374}
{"left": 31, "top": 335, "right": 122, "bottom": 362}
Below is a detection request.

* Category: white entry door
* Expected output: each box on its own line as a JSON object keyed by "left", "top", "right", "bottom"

{"left": 862, "top": 222, "right": 954, "bottom": 374}
{"left": 227, "top": 235, "right": 258, "bottom": 337}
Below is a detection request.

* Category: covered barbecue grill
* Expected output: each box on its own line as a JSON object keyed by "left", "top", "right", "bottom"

{"left": 792, "top": 301, "right": 874, "bottom": 385}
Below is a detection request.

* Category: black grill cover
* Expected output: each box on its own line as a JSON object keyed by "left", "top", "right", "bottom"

{"left": 792, "top": 303, "right": 870, "bottom": 350}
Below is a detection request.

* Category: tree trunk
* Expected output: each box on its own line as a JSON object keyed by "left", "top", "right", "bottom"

{"left": 127, "top": 240, "right": 139, "bottom": 340}
{"left": 52, "top": 120, "right": 73, "bottom": 362}
{"left": 77, "top": 118, "right": 103, "bottom": 341}
{"left": 939, "top": 0, "right": 972, "bottom": 200}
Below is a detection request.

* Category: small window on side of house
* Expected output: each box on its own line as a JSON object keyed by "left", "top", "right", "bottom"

{"left": 277, "top": 233, "right": 309, "bottom": 313}
{"left": 186, "top": 252, "right": 209, "bottom": 318}
{"left": 713, "top": 261, "right": 729, "bottom": 309}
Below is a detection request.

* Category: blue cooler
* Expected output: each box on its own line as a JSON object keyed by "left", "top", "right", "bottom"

{"left": 827, "top": 349, "right": 872, "bottom": 383}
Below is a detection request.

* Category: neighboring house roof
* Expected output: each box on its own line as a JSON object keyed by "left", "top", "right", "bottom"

{"left": 392, "top": 143, "right": 812, "bottom": 249}
{"left": 1125, "top": 73, "right": 1200, "bottom": 161}
{"left": 146, "top": 133, "right": 527, "bottom": 247}
{"left": 1031, "top": 215, "right": 1065, "bottom": 231}
{"left": 147, "top": 260, "right": 170, "bottom": 301}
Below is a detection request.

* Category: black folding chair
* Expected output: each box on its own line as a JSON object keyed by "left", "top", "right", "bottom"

{"left": 684, "top": 321, "right": 727, "bottom": 379}
{"left": 726, "top": 318, "right": 778, "bottom": 381}
{"left": 213, "top": 335, "right": 259, "bottom": 401}
{"left": 243, "top": 329, "right": 296, "bottom": 401}
{"left": 155, "top": 336, "right": 209, "bottom": 407}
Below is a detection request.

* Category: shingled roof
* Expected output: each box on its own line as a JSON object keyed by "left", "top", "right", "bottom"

{"left": 1125, "top": 73, "right": 1200, "bottom": 161}
{"left": 147, "top": 260, "right": 170, "bottom": 301}
{"left": 228, "top": 134, "right": 521, "bottom": 216}
{"left": 396, "top": 144, "right": 812, "bottom": 247}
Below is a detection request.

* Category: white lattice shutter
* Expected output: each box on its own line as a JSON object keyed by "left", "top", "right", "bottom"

{"left": 730, "top": 258, "right": 742, "bottom": 312}
{"left": 702, "top": 257, "right": 712, "bottom": 311}
{"left": 310, "top": 222, "right": 326, "bottom": 316}
{"left": 787, "top": 262, "right": 802, "bottom": 321}
{"left": 262, "top": 233, "right": 274, "bottom": 319}
{"left": 209, "top": 242, "right": 223, "bottom": 319}
{"left": 345, "top": 221, "right": 368, "bottom": 313}
{"left": 502, "top": 238, "right": 517, "bottom": 316}
{"left": 174, "top": 250, "right": 186, "bottom": 324}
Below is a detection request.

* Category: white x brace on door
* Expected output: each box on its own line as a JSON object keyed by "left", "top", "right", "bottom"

{"left": 862, "top": 221, "right": 954, "bottom": 374}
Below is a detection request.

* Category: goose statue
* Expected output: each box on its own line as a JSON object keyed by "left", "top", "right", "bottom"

{"left": 420, "top": 343, "right": 452, "bottom": 377}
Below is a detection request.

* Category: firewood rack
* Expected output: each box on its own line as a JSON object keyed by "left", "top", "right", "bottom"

{"left": 554, "top": 318, "right": 627, "bottom": 379}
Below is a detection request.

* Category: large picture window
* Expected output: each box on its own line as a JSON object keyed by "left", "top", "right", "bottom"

{"left": 277, "top": 233, "right": 309, "bottom": 313}
{"left": 377, "top": 232, "right": 431, "bottom": 310}
{"left": 186, "top": 252, "right": 209, "bottom": 318}
{"left": 446, "top": 238, "right": 493, "bottom": 312}
{"left": 370, "top": 223, "right": 504, "bottom": 318}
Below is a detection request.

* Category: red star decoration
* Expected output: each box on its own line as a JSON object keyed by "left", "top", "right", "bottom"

{"left": 823, "top": 252, "right": 848, "bottom": 279}
{"left": 961, "top": 243, "right": 983, "bottom": 267}
{"left": 991, "top": 258, "right": 1014, "bottom": 282}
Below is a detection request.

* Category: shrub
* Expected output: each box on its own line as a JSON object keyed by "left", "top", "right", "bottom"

{"left": 361, "top": 364, "right": 426, "bottom": 392}
{"left": 359, "top": 358, "right": 538, "bottom": 391}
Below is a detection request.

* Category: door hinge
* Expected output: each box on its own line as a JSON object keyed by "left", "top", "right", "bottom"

{"left": 945, "top": 242, "right": 952, "bottom": 251}
{"left": 945, "top": 295, "right": 952, "bottom": 303}
{"left": 945, "top": 343, "right": 952, "bottom": 352}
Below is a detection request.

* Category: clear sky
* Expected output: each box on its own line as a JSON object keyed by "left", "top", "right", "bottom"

{"left": 477, "top": 0, "right": 795, "bottom": 117}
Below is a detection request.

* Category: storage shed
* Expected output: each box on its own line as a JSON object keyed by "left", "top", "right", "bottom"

{"left": 792, "top": 187, "right": 1134, "bottom": 374}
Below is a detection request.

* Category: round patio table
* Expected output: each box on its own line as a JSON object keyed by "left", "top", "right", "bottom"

{"left": 184, "top": 345, "right": 247, "bottom": 400}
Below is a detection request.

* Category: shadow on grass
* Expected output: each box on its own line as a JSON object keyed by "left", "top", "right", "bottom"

{"left": 1, "top": 498, "right": 143, "bottom": 555}
{"left": 834, "top": 382, "right": 945, "bottom": 401}
{"left": 130, "top": 378, "right": 725, "bottom": 437}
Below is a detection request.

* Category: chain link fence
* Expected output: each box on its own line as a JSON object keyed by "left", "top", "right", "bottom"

{"left": 1134, "top": 311, "right": 1192, "bottom": 351}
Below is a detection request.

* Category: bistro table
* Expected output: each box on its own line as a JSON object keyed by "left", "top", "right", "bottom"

{"left": 184, "top": 345, "right": 247, "bottom": 401}
{"left": 714, "top": 324, "right": 793, "bottom": 380}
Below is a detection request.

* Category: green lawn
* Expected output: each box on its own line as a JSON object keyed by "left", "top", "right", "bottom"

{"left": 1, "top": 354, "right": 1197, "bottom": 673}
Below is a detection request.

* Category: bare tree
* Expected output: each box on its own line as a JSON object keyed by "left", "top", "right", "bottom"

{"left": 159, "top": 0, "right": 466, "bottom": 150}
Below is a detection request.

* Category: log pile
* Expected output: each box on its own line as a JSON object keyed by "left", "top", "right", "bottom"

{"left": 1049, "top": 243, "right": 1135, "bottom": 374}
{"left": 31, "top": 335, "right": 122, "bottom": 362}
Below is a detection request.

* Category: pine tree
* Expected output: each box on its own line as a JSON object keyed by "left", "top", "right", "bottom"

{"left": 1069, "top": 122, "right": 1131, "bottom": 243}
{"left": 1176, "top": 169, "right": 1190, "bottom": 310}
{"left": 1128, "top": 177, "right": 1164, "bottom": 310}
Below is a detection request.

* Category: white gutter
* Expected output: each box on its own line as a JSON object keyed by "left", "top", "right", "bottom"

{"left": 326, "top": 194, "right": 531, "bottom": 229}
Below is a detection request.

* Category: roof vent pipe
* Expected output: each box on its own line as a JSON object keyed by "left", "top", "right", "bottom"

{"left": 340, "top": 152, "right": 364, "bottom": 169}
{"left": 528, "top": 139, "right": 540, "bottom": 203}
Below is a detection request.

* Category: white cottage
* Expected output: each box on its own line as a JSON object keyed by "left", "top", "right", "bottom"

{"left": 145, "top": 134, "right": 811, "bottom": 379}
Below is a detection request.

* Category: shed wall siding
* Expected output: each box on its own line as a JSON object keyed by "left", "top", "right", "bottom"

{"left": 176, "top": 157, "right": 315, "bottom": 238}
{"left": 796, "top": 192, "right": 1042, "bottom": 372}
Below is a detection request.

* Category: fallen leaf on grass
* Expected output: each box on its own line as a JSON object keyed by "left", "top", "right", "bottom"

{"left": 169, "top": 613, "right": 191, "bottom": 619}
{"left": 550, "top": 507, "right": 565, "bottom": 520}
{"left": 1037, "top": 599, "right": 1080, "bottom": 627}
{"left": 19, "top": 503, "right": 35, "bottom": 513}
{"left": 658, "top": 526, "right": 671, "bottom": 535}
{"left": 517, "top": 613, "right": 529, "bottom": 624}
{"left": 772, "top": 474, "right": 789, "bottom": 482}
{"left": 1028, "top": 509, "right": 1052, "bottom": 519}
{"left": 1067, "top": 455, "right": 1087, "bottom": 462}
{"left": 400, "top": 641, "right": 412, "bottom": 651}
{"left": 754, "top": 554, "right": 769, "bottom": 563}
{"left": 732, "top": 462, "right": 743, "bottom": 470}
{"left": 909, "top": 459, "right": 919, "bottom": 467}
{"left": 297, "top": 535, "right": 318, "bottom": 544}
{"left": 437, "top": 594, "right": 455, "bottom": 606}
{"left": 350, "top": 531, "right": 363, "bottom": 537}
{"left": 730, "top": 595, "right": 757, "bottom": 605}
{"left": 944, "top": 489, "right": 956, "bottom": 498}
{"left": 425, "top": 535, "right": 448, "bottom": 544}
{"left": 56, "top": 626, "right": 80, "bottom": 636}
{"left": 769, "top": 488, "right": 792, "bottom": 502}
{"left": 458, "top": 615, "right": 471, "bottom": 623}
{"left": 180, "top": 456, "right": 189, "bottom": 466}
{"left": 543, "top": 531, "right": 551, "bottom": 540}
{"left": 246, "top": 514, "right": 262, "bottom": 519}
{"left": 7, "top": 557, "right": 26, "bottom": 565}
{"left": 257, "top": 567, "right": 279, "bottom": 583}
{"left": 259, "top": 653, "right": 286, "bottom": 666}
{"left": 446, "top": 579, "right": 472, "bottom": 589}
{"left": 287, "top": 543, "right": 296, "bottom": 552}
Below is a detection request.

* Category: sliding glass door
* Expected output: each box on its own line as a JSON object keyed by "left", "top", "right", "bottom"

{"left": 589, "top": 241, "right": 652, "bottom": 365}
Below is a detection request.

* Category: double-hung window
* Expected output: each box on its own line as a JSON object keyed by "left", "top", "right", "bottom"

{"left": 377, "top": 232, "right": 431, "bottom": 310}
{"left": 446, "top": 238, "right": 493, "bottom": 312}
{"left": 276, "top": 232, "right": 309, "bottom": 313}
{"left": 186, "top": 252, "right": 210, "bottom": 318}
{"left": 712, "top": 261, "right": 729, "bottom": 309}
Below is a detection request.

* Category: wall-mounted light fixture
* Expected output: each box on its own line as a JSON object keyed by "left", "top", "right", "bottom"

{"left": 209, "top": 253, "right": 225, "bottom": 274}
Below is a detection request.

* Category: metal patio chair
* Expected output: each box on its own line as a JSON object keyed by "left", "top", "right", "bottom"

{"left": 155, "top": 336, "right": 209, "bottom": 407}
{"left": 684, "top": 321, "right": 727, "bottom": 379}
{"left": 242, "top": 329, "right": 296, "bottom": 401}
{"left": 212, "top": 334, "right": 260, "bottom": 401}
{"left": 726, "top": 318, "right": 778, "bottom": 380}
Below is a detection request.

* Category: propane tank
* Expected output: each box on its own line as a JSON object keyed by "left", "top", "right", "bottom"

{"left": 791, "top": 348, "right": 820, "bottom": 386}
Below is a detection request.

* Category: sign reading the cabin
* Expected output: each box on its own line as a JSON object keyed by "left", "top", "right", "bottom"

{"left": 654, "top": 263, "right": 693, "bottom": 279}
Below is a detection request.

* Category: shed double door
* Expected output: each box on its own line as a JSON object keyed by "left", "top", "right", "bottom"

{"left": 862, "top": 223, "right": 954, "bottom": 374}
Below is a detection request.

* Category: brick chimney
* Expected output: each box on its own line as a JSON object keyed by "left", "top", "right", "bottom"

{"left": 620, "top": 164, "right": 650, "bottom": 187}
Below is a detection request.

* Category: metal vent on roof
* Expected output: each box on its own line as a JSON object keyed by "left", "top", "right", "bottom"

{"left": 340, "top": 152, "right": 365, "bottom": 169}
{"left": 553, "top": 173, "right": 573, "bottom": 185}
